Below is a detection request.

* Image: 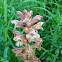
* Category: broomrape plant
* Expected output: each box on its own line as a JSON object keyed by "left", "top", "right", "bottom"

{"left": 11, "top": 9, "right": 44, "bottom": 62}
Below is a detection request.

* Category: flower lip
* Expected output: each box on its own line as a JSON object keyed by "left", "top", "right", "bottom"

{"left": 16, "top": 41, "right": 23, "bottom": 47}
{"left": 19, "top": 40, "right": 21, "bottom": 41}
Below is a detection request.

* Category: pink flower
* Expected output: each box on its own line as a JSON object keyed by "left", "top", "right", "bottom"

{"left": 13, "top": 31, "right": 26, "bottom": 46}
{"left": 31, "top": 22, "right": 44, "bottom": 31}
{"left": 26, "top": 29, "right": 40, "bottom": 41}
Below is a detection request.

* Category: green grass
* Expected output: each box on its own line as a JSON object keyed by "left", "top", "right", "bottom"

{"left": 0, "top": 0, "right": 62, "bottom": 62}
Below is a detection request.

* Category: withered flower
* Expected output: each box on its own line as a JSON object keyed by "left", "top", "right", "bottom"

{"left": 11, "top": 9, "right": 44, "bottom": 62}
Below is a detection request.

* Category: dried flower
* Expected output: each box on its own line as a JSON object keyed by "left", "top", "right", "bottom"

{"left": 11, "top": 9, "right": 44, "bottom": 62}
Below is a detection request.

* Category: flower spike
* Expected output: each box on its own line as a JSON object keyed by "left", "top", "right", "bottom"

{"left": 11, "top": 9, "right": 44, "bottom": 62}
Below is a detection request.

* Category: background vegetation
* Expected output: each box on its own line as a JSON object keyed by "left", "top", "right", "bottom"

{"left": 0, "top": 0, "right": 62, "bottom": 62}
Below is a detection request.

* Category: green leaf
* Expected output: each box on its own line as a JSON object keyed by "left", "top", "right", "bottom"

{"left": 4, "top": 47, "right": 9, "bottom": 59}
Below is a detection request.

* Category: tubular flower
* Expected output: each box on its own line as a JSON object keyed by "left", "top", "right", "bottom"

{"left": 13, "top": 36, "right": 23, "bottom": 46}
{"left": 11, "top": 9, "right": 44, "bottom": 62}
{"left": 26, "top": 29, "right": 40, "bottom": 41}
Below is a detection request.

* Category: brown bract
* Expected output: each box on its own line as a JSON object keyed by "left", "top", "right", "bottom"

{"left": 11, "top": 9, "right": 44, "bottom": 62}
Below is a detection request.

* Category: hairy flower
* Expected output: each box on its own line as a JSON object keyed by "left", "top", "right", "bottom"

{"left": 13, "top": 31, "right": 26, "bottom": 46}
{"left": 31, "top": 22, "right": 44, "bottom": 31}
{"left": 26, "top": 29, "right": 40, "bottom": 41}
{"left": 13, "top": 36, "right": 23, "bottom": 46}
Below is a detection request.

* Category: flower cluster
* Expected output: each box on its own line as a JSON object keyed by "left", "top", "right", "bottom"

{"left": 11, "top": 9, "right": 44, "bottom": 62}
